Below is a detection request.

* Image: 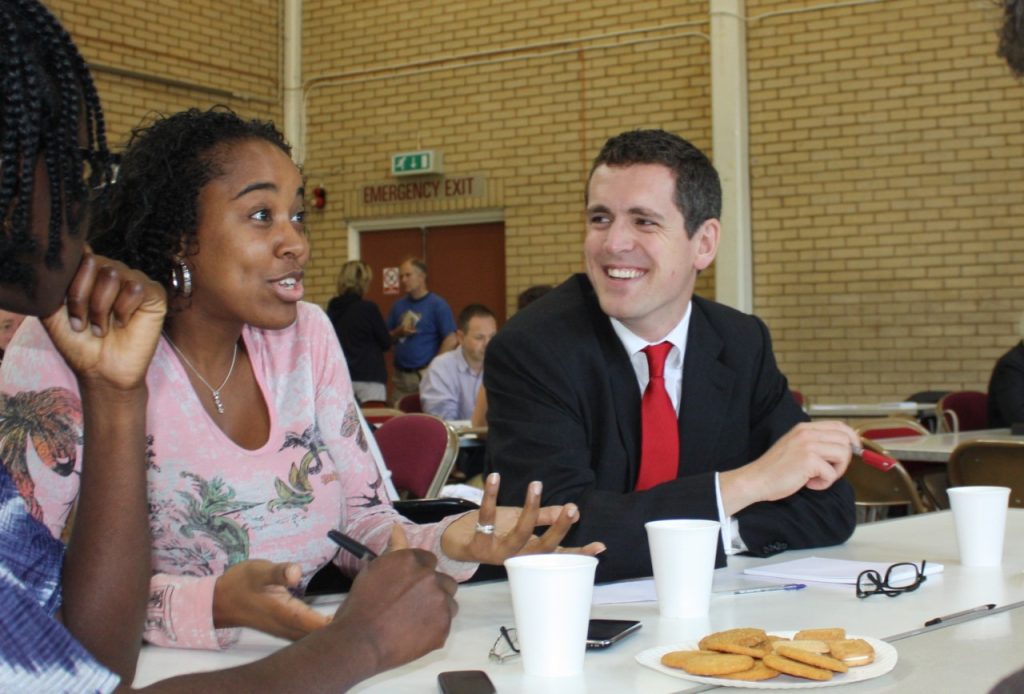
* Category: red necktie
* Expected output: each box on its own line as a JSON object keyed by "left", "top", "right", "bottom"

{"left": 635, "top": 342, "right": 679, "bottom": 491}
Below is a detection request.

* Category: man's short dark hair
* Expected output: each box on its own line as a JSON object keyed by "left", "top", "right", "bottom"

{"left": 457, "top": 303, "right": 495, "bottom": 332}
{"left": 998, "top": 0, "right": 1024, "bottom": 77}
{"left": 517, "top": 284, "right": 552, "bottom": 310}
{"left": 586, "top": 129, "right": 721, "bottom": 238}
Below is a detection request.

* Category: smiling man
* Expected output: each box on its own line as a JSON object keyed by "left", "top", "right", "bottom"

{"left": 486, "top": 129, "right": 858, "bottom": 582}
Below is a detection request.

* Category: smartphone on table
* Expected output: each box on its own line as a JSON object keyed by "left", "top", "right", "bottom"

{"left": 437, "top": 670, "right": 496, "bottom": 694}
{"left": 586, "top": 618, "right": 642, "bottom": 649}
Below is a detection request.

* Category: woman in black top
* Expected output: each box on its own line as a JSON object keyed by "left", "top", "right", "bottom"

{"left": 327, "top": 261, "right": 391, "bottom": 403}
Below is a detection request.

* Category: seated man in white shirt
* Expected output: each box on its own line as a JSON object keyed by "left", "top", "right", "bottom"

{"left": 420, "top": 304, "right": 497, "bottom": 421}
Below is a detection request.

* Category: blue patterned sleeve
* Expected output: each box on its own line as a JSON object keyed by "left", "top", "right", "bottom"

{"left": 0, "top": 466, "right": 120, "bottom": 693}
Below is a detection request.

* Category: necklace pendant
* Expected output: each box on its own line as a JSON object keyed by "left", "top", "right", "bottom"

{"left": 212, "top": 391, "right": 225, "bottom": 414}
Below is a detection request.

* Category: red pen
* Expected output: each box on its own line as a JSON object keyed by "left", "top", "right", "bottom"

{"left": 852, "top": 445, "right": 897, "bottom": 472}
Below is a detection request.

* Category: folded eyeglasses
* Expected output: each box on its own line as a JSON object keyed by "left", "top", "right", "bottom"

{"left": 856, "top": 560, "right": 927, "bottom": 598}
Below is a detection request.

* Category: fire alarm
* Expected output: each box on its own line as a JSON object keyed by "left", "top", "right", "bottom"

{"left": 312, "top": 186, "right": 327, "bottom": 209}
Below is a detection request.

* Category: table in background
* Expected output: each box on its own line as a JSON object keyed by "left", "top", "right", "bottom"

{"left": 806, "top": 401, "right": 935, "bottom": 420}
{"left": 876, "top": 428, "right": 1019, "bottom": 463}
{"left": 133, "top": 510, "right": 1024, "bottom": 692}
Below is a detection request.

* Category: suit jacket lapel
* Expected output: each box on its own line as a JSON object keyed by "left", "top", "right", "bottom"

{"left": 581, "top": 277, "right": 642, "bottom": 484}
{"left": 679, "top": 300, "right": 735, "bottom": 475}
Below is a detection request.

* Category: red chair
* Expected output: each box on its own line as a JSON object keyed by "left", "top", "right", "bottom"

{"left": 374, "top": 413, "right": 458, "bottom": 499}
{"left": 856, "top": 418, "right": 929, "bottom": 440}
{"left": 398, "top": 392, "right": 423, "bottom": 413}
{"left": 790, "top": 389, "right": 806, "bottom": 409}
{"left": 937, "top": 391, "right": 989, "bottom": 433}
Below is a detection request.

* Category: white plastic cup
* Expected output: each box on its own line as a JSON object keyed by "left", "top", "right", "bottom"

{"left": 645, "top": 519, "right": 721, "bottom": 619}
{"left": 504, "top": 554, "right": 598, "bottom": 677}
{"left": 948, "top": 486, "right": 1010, "bottom": 567}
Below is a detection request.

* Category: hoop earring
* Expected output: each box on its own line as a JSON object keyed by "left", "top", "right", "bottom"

{"left": 170, "top": 262, "right": 193, "bottom": 298}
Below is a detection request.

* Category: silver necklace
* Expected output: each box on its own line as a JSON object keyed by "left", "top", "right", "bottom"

{"left": 164, "top": 332, "right": 239, "bottom": 415}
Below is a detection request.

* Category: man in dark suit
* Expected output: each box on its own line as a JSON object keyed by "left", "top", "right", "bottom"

{"left": 486, "top": 129, "right": 858, "bottom": 582}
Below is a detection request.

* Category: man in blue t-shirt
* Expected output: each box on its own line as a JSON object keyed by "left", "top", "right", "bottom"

{"left": 387, "top": 258, "right": 458, "bottom": 405}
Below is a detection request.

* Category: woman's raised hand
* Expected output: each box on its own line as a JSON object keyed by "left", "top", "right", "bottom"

{"left": 440, "top": 473, "right": 605, "bottom": 564}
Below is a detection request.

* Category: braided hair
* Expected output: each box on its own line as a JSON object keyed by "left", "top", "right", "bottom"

{"left": 0, "top": 0, "right": 110, "bottom": 291}
{"left": 89, "top": 106, "right": 290, "bottom": 294}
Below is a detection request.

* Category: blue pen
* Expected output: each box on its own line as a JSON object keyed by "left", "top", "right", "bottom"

{"left": 728, "top": 583, "right": 806, "bottom": 595}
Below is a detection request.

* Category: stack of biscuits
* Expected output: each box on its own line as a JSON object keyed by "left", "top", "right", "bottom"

{"left": 660, "top": 627, "right": 876, "bottom": 682}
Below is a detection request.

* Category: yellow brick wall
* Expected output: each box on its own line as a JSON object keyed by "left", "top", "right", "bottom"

{"left": 746, "top": 0, "right": 1024, "bottom": 402}
{"left": 301, "top": 0, "right": 716, "bottom": 313}
{"left": 45, "top": 0, "right": 281, "bottom": 148}
{"left": 48, "top": 0, "right": 1024, "bottom": 404}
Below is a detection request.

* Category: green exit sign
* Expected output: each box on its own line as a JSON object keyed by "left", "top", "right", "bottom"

{"left": 391, "top": 150, "right": 442, "bottom": 176}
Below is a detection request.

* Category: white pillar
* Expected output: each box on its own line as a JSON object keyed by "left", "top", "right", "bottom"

{"left": 283, "top": 0, "right": 304, "bottom": 163}
{"left": 710, "top": 0, "right": 753, "bottom": 313}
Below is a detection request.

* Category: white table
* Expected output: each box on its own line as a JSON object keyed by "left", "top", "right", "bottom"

{"left": 806, "top": 401, "right": 935, "bottom": 420}
{"left": 134, "top": 510, "right": 1024, "bottom": 692}
{"left": 876, "top": 428, "right": 1020, "bottom": 463}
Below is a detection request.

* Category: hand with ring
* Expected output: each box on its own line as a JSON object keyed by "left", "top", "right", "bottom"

{"left": 440, "top": 472, "right": 606, "bottom": 565}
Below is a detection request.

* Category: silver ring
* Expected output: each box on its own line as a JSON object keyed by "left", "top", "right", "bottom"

{"left": 475, "top": 522, "right": 496, "bottom": 535}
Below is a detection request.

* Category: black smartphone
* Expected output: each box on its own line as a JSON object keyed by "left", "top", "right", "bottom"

{"left": 586, "top": 618, "right": 642, "bottom": 649}
{"left": 437, "top": 670, "right": 496, "bottom": 694}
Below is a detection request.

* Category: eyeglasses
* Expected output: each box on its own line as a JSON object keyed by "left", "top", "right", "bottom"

{"left": 856, "top": 560, "right": 927, "bottom": 598}
{"left": 488, "top": 626, "right": 520, "bottom": 663}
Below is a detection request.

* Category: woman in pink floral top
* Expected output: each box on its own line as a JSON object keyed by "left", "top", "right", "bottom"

{"left": 0, "top": 107, "right": 603, "bottom": 651}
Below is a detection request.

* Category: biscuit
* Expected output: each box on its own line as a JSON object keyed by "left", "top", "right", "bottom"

{"left": 699, "top": 628, "right": 770, "bottom": 657}
{"left": 774, "top": 644, "right": 849, "bottom": 673}
{"left": 719, "top": 661, "right": 781, "bottom": 681}
{"left": 794, "top": 628, "right": 846, "bottom": 641}
{"left": 660, "top": 650, "right": 718, "bottom": 669}
{"left": 773, "top": 638, "right": 829, "bottom": 654}
{"left": 672, "top": 653, "right": 756, "bottom": 677}
{"left": 830, "top": 639, "right": 876, "bottom": 667}
{"left": 763, "top": 653, "right": 834, "bottom": 681}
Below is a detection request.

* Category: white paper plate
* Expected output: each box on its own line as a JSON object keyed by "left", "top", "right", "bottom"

{"left": 635, "top": 632, "right": 897, "bottom": 689}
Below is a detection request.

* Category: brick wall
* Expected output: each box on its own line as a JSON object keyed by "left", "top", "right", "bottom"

{"left": 301, "top": 0, "right": 716, "bottom": 312}
{"left": 46, "top": 0, "right": 281, "bottom": 147}
{"left": 745, "top": 0, "right": 1024, "bottom": 401}
{"left": 51, "top": 0, "right": 1024, "bottom": 403}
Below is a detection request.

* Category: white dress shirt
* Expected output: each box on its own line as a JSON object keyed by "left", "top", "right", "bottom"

{"left": 609, "top": 305, "right": 746, "bottom": 554}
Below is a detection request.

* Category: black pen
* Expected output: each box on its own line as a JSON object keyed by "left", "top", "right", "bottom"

{"left": 923, "top": 603, "right": 996, "bottom": 627}
{"left": 327, "top": 529, "right": 378, "bottom": 561}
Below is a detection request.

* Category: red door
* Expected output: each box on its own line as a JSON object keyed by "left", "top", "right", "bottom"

{"left": 359, "top": 222, "right": 506, "bottom": 396}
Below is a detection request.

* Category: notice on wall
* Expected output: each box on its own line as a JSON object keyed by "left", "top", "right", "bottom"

{"left": 362, "top": 175, "right": 486, "bottom": 205}
{"left": 382, "top": 266, "right": 400, "bottom": 295}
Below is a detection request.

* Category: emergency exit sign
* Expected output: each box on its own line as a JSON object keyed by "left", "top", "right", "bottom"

{"left": 391, "top": 150, "right": 442, "bottom": 176}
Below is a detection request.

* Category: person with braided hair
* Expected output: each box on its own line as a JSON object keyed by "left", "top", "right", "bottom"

{"left": 0, "top": 0, "right": 164, "bottom": 688}
{"left": 0, "top": 2, "right": 462, "bottom": 692}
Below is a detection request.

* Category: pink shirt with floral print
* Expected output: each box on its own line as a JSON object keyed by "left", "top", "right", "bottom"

{"left": 0, "top": 302, "right": 474, "bottom": 650}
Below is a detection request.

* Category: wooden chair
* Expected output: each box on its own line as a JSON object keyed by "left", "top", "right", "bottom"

{"left": 948, "top": 440, "right": 1024, "bottom": 508}
{"left": 398, "top": 392, "right": 423, "bottom": 413}
{"left": 856, "top": 418, "right": 945, "bottom": 510}
{"left": 374, "top": 413, "right": 459, "bottom": 499}
{"left": 937, "top": 391, "right": 989, "bottom": 433}
{"left": 845, "top": 437, "right": 928, "bottom": 522}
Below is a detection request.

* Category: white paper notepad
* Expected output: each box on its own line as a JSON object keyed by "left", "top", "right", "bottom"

{"left": 743, "top": 556, "right": 943, "bottom": 584}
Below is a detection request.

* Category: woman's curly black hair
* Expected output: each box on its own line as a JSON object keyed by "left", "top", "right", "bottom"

{"left": 89, "top": 106, "right": 291, "bottom": 292}
{"left": 1, "top": 0, "right": 110, "bottom": 291}
{"left": 998, "top": 0, "right": 1024, "bottom": 77}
